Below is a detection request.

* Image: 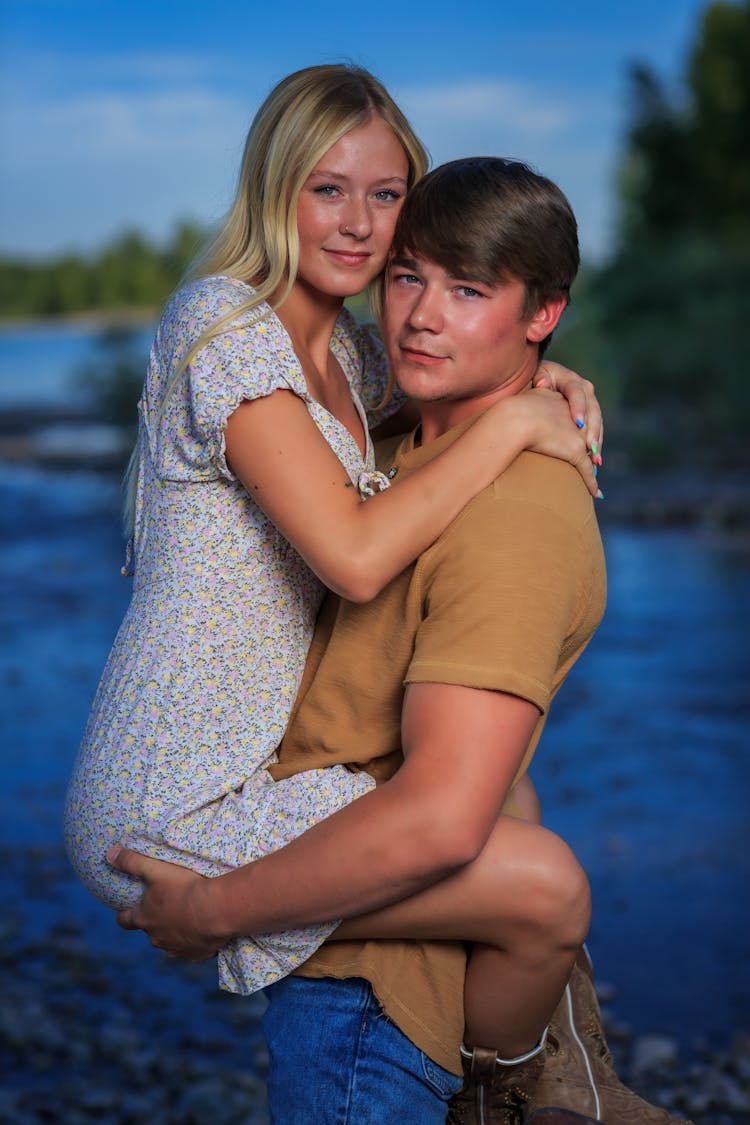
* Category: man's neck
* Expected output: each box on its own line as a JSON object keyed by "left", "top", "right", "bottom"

{"left": 418, "top": 363, "right": 535, "bottom": 446}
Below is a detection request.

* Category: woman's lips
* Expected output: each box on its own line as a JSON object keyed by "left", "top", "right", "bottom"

{"left": 325, "top": 249, "right": 372, "bottom": 266}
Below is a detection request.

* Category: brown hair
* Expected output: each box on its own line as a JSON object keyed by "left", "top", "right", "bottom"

{"left": 375, "top": 156, "right": 579, "bottom": 331}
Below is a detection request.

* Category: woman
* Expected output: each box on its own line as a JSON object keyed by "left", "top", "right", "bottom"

{"left": 64, "top": 64, "right": 600, "bottom": 1058}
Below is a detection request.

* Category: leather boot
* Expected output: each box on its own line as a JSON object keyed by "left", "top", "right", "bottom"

{"left": 525, "top": 950, "right": 695, "bottom": 1124}
{"left": 447, "top": 1034, "right": 550, "bottom": 1125}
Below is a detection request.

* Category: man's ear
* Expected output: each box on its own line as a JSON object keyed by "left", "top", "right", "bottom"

{"left": 526, "top": 297, "right": 568, "bottom": 343}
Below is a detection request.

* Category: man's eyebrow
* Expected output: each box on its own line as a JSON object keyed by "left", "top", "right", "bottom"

{"left": 390, "top": 256, "right": 419, "bottom": 269}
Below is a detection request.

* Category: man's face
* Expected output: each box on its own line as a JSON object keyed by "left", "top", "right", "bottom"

{"left": 384, "top": 252, "right": 539, "bottom": 416}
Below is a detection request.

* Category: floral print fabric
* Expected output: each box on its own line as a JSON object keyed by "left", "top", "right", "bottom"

{"left": 64, "top": 276, "right": 397, "bottom": 993}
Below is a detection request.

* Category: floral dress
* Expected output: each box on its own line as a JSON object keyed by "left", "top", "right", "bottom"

{"left": 64, "top": 276, "right": 399, "bottom": 993}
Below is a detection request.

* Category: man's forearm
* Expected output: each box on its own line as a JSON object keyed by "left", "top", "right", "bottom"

{"left": 200, "top": 769, "right": 463, "bottom": 944}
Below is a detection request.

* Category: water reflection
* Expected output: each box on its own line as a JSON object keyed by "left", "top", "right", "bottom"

{"left": 1, "top": 462, "right": 748, "bottom": 1047}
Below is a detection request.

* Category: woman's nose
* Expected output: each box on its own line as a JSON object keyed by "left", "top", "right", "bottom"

{"left": 340, "top": 198, "right": 372, "bottom": 238}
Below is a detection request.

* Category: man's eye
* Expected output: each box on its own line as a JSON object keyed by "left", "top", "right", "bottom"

{"left": 392, "top": 272, "right": 420, "bottom": 285}
{"left": 456, "top": 286, "right": 483, "bottom": 298}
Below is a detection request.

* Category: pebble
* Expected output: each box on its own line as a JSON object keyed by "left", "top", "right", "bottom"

{"left": 1, "top": 848, "right": 748, "bottom": 1124}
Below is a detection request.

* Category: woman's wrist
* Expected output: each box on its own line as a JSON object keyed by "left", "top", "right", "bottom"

{"left": 491, "top": 392, "right": 535, "bottom": 456}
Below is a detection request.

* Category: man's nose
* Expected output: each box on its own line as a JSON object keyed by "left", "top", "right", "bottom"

{"left": 408, "top": 288, "right": 442, "bottom": 332}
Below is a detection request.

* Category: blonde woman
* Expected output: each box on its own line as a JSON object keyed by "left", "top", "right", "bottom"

{"left": 65, "top": 66, "right": 600, "bottom": 1003}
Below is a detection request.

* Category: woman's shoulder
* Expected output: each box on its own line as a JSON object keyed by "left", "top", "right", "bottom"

{"left": 334, "top": 305, "right": 381, "bottom": 349}
{"left": 157, "top": 276, "right": 285, "bottom": 362}
{"left": 164, "top": 275, "right": 259, "bottom": 327}
{"left": 333, "top": 306, "right": 385, "bottom": 375}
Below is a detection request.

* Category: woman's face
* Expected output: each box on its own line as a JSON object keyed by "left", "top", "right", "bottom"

{"left": 295, "top": 115, "right": 409, "bottom": 300}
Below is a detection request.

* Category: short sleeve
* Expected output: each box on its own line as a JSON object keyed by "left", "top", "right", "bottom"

{"left": 333, "top": 310, "right": 406, "bottom": 431}
{"left": 406, "top": 491, "right": 586, "bottom": 713}
{"left": 149, "top": 279, "right": 306, "bottom": 483}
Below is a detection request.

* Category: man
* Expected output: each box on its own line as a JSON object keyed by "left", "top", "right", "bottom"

{"left": 111, "top": 159, "right": 688, "bottom": 1125}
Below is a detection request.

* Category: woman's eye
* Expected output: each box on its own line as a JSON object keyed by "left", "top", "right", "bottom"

{"left": 374, "top": 189, "right": 402, "bottom": 202}
{"left": 314, "top": 184, "right": 340, "bottom": 197}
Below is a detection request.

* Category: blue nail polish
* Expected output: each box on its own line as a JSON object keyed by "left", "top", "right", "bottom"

{"left": 576, "top": 417, "right": 585, "bottom": 429}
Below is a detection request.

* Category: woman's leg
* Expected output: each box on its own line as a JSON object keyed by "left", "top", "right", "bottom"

{"left": 334, "top": 815, "right": 590, "bottom": 1058}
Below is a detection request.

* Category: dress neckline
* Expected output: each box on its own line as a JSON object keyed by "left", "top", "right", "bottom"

{"left": 212, "top": 276, "right": 371, "bottom": 467}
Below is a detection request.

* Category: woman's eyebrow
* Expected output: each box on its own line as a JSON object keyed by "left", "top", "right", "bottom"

{"left": 309, "top": 169, "right": 407, "bottom": 186}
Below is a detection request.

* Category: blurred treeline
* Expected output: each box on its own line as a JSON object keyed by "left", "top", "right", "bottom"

{"left": 554, "top": 0, "right": 750, "bottom": 471}
{"left": 0, "top": 221, "right": 205, "bottom": 319}
{"left": 2, "top": 0, "right": 748, "bottom": 472}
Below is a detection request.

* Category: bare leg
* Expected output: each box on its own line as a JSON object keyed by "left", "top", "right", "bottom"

{"left": 334, "top": 815, "right": 590, "bottom": 1058}
{"left": 507, "top": 772, "right": 543, "bottom": 825}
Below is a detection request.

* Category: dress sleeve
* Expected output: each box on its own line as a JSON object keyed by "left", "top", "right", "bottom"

{"left": 153, "top": 281, "right": 306, "bottom": 483}
{"left": 334, "top": 310, "right": 407, "bottom": 431}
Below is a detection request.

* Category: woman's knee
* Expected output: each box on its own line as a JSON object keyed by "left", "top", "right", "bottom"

{"left": 528, "top": 832, "right": 591, "bottom": 948}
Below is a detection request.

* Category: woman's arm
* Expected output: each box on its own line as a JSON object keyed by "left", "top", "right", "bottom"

{"left": 225, "top": 386, "right": 596, "bottom": 602}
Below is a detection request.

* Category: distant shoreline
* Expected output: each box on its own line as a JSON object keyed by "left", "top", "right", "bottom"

{"left": 0, "top": 308, "right": 158, "bottom": 333}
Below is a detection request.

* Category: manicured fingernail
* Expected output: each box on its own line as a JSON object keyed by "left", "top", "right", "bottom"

{"left": 594, "top": 454, "right": 603, "bottom": 467}
{"left": 576, "top": 417, "right": 585, "bottom": 429}
{"left": 596, "top": 490, "right": 604, "bottom": 500}
{"left": 593, "top": 466, "right": 598, "bottom": 478}
{"left": 590, "top": 441, "right": 599, "bottom": 456}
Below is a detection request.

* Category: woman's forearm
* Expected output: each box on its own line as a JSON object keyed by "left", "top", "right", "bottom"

{"left": 226, "top": 390, "right": 536, "bottom": 603}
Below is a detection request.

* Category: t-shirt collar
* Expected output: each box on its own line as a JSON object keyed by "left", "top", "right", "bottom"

{"left": 394, "top": 413, "right": 481, "bottom": 471}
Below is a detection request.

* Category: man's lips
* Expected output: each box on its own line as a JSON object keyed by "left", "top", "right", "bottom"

{"left": 398, "top": 343, "right": 446, "bottom": 365}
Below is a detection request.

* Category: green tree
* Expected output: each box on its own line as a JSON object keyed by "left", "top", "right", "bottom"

{"left": 0, "top": 219, "right": 207, "bottom": 321}
{"left": 590, "top": 0, "right": 750, "bottom": 469}
{"left": 619, "top": 0, "right": 750, "bottom": 244}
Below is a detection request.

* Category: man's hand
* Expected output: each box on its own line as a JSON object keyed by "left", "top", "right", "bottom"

{"left": 107, "top": 846, "right": 222, "bottom": 962}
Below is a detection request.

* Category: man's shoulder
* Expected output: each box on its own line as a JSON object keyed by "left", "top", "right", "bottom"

{"left": 426, "top": 451, "right": 599, "bottom": 566}
{"left": 489, "top": 450, "right": 595, "bottom": 527}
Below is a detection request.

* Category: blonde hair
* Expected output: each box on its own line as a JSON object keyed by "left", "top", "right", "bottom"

{"left": 124, "top": 64, "right": 428, "bottom": 533}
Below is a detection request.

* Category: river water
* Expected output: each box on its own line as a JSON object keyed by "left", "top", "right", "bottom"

{"left": 1, "top": 325, "right": 749, "bottom": 1062}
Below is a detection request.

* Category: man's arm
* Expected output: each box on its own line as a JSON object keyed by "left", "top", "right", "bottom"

{"left": 111, "top": 682, "right": 539, "bottom": 959}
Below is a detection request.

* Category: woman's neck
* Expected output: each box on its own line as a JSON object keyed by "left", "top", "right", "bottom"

{"left": 270, "top": 278, "right": 344, "bottom": 373}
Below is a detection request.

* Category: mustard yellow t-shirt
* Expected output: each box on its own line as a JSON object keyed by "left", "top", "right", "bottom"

{"left": 273, "top": 418, "right": 607, "bottom": 1074}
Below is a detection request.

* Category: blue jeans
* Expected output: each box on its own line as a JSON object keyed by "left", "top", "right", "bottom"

{"left": 263, "top": 976, "right": 463, "bottom": 1124}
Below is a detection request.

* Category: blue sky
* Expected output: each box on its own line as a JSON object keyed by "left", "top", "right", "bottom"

{"left": 1, "top": 0, "right": 708, "bottom": 263}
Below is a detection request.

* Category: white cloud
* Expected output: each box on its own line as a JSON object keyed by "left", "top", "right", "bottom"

{"left": 390, "top": 78, "right": 620, "bottom": 260}
{"left": 397, "top": 79, "right": 575, "bottom": 138}
{"left": 1, "top": 65, "right": 619, "bottom": 261}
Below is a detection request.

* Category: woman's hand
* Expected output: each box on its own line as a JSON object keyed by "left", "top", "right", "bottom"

{"left": 532, "top": 360, "right": 604, "bottom": 464}
{"left": 510, "top": 388, "right": 602, "bottom": 497}
{"left": 107, "top": 846, "right": 222, "bottom": 962}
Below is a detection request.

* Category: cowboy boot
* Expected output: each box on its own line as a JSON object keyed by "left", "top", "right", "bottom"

{"left": 525, "top": 951, "right": 695, "bottom": 1124}
{"left": 446, "top": 1031, "right": 587, "bottom": 1125}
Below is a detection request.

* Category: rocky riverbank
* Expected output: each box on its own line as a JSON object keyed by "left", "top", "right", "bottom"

{"left": 1, "top": 405, "right": 748, "bottom": 530}
{"left": 1, "top": 845, "right": 748, "bottom": 1125}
